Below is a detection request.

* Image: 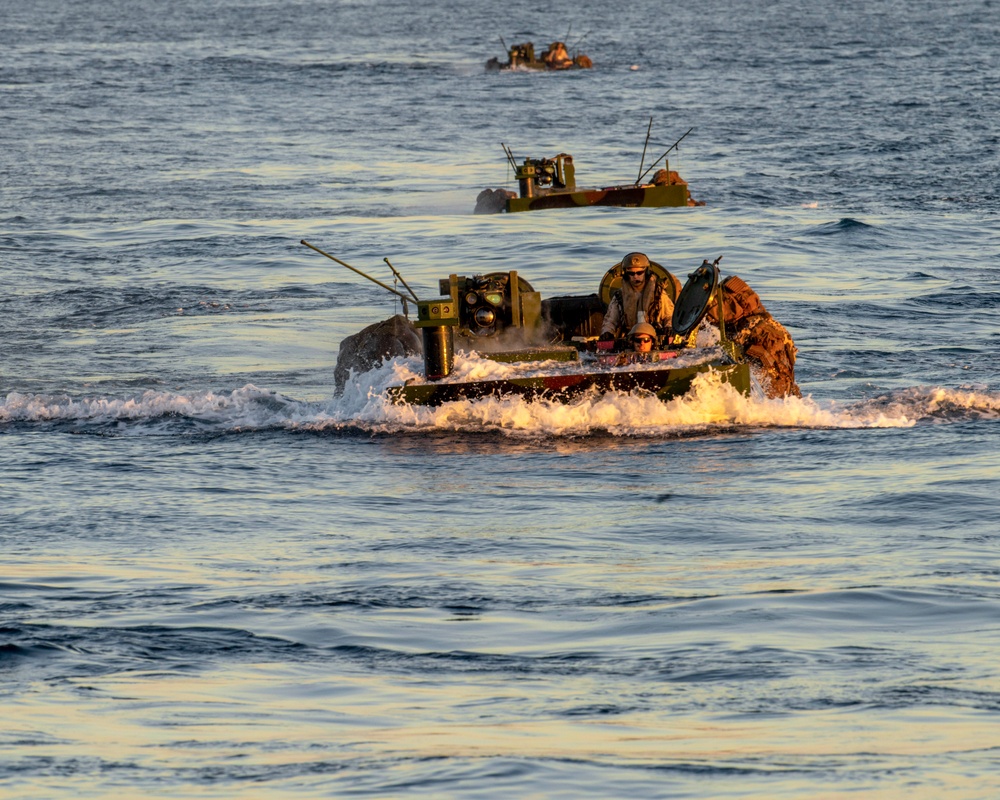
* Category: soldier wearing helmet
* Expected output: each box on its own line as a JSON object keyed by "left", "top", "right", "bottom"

{"left": 600, "top": 317, "right": 660, "bottom": 366}
{"left": 628, "top": 320, "right": 657, "bottom": 353}
{"left": 599, "top": 252, "right": 675, "bottom": 344}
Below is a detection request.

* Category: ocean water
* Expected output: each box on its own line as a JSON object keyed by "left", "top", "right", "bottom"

{"left": 2, "top": 0, "right": 1000, "bottom": 797}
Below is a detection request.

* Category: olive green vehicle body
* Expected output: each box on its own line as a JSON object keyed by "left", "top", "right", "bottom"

{"left": 506, "top": 183, "right": 689, "bottom": 212}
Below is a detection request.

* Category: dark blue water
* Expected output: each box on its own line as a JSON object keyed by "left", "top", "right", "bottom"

{"left": 3, "top": 0, "right": 1000, "bottom": 797}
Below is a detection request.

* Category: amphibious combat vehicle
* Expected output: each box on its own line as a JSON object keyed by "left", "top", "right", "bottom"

{"left": 302, "top": 240, "right": 801, "bottom": 407}
{"left": 475, "top": 128, "right": 703, "bottom": 214}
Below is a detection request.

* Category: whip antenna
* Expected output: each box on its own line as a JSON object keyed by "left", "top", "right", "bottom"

{"left": 637, "top": 127, "right": 694, "bottom": 184}
{"left": 636, "top": 116, "right": 653, "bottom": 185}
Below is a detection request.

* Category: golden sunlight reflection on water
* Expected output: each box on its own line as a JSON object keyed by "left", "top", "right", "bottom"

{"left": 14, "top": 666, "right": 1000, "bottom": 797}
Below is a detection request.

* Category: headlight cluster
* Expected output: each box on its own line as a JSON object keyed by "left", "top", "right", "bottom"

{"left": 462, "top": 276, "right": 508, "bottom": 336}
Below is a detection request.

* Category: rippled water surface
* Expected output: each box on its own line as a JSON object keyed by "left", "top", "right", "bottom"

{"left": 2, "top": 0, "right": 1000, "bottom": 797}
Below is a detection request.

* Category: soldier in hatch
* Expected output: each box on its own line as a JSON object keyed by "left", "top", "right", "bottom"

{"left": 602, "top": 318, "right": 659, "bottom": 366}
{"left": 629, "top": 320, "right": 657, "bottom": 353}
{"left": 599, "top": 252, "right": 675, "bottom": 343}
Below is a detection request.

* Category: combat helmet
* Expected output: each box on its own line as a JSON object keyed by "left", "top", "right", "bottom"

{"left": 621, "top": 252, "right": 651, "bottom": 273}
{"left": 628, "top": 320, "right": 657, "bottom": 340}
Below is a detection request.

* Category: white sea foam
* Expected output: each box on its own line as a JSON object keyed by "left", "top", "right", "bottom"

{"left": 319, "top": 370, "right": 905, "bottom": 437}
{"left": 3, "top": 357, "right": 997, "bottom": 437}
{"left": 0, "top": 385, "right": 306, "bottom": 431}
{"left": 313, "top": 355, "right": 998, "bottom": 437}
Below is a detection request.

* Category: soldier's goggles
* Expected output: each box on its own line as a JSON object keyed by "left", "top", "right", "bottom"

{"left": 625, "top": 269, "right": 646, "bottom": 277}
{"left": 632, "top": 336, "right": 653, "bottom": 344}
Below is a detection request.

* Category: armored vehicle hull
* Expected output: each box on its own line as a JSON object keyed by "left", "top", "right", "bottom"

{"left": 506, "top": 182, "right": 691, "bottom": 212}
{"left": 387, "top": 357, "right": 749, "bottom": 407}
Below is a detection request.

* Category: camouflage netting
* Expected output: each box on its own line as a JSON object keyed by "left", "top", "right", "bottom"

{"left": 474, "top": 187, "right": 516, "bottom": 214}
{"left": 650, "top": 169, "right": 705, "bottom": 207}
{"left": 706, "top": 275, "right": 800, "bottom": 398}
{"left": 334, "top": 314, "right": 421, "bottom": 394}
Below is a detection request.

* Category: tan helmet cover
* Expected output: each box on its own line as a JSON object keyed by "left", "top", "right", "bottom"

{"left": 621, "top": 252, "right": 651, "bottom": 271}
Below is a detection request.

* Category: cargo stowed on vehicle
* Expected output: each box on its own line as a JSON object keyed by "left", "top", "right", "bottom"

{"left": 474, "top": 126, "right": 704, "bottom": 214}
{"left": 306, "top": 240, "right": 801, "bottom": 406}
